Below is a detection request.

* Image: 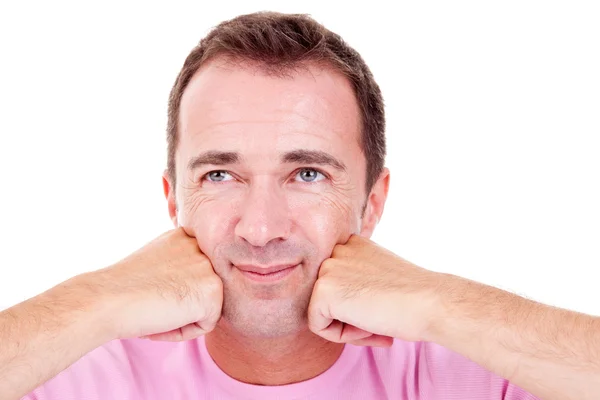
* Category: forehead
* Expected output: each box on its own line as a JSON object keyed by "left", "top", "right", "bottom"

{"left": 177, "top": 58, "right": 363, "bottom": 165}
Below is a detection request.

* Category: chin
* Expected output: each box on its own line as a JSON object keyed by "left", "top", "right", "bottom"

{"left": 221, "top": 292, "right": 310, "bottom": 338}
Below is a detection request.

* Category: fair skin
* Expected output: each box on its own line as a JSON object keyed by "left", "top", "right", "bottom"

{"left": 0, "top": 58, "right": 599, "bottom": 400}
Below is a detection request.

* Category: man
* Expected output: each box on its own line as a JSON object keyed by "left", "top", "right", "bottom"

{"left": 1, "top": 11, "right": 598, "bottom": 400}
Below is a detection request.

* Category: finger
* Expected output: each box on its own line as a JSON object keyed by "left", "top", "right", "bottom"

{"left": 324, "top": 322, "right": 375, "bottom": 342}
{"left": 313, "top": 319, "right": 343, "bottom": 342}
{"left": 349, "top": 334, "right": 394, "bottom": 347}
{"left": 330, "top": 241, "right": 348, "bottom": 258}
{"left": 142, "top": 330, "right": 184, "bottom": 341}
{"left": 307, "top": 283, "right": 334, "bottom": 334}
{"left": 317, "top": 258, "right": 335, "bottom": 279}
{"left": 141, "top": 322, "right": 210, "bottom": 342}
{"left": 181, "top": 226, "right": 197, "bottom": 239}
{"left": 308, "top": 312, "right": 336, "bottom": 340}
{"left": 312, "top": 319, "right": 378, "bottom": 344}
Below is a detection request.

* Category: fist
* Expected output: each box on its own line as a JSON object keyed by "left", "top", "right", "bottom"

{"left": 86, "top": 228, "right": 223, "bottom": 342}
{"left": 308, "top": 235, "right": 441, "bottom": 347}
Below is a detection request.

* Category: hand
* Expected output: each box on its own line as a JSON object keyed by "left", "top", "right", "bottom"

{"left": 81, "top": 227, "right": 223, "bottom": 342}
{"left": 308, "top": 235, "right": 441, "bottom": 347}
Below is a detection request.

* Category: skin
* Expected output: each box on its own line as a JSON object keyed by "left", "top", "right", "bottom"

{"left": 162, "top": 57, "right": 389, "bottom": 384}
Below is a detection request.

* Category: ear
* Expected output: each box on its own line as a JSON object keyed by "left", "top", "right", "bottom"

{"left": 359, "top": 168, "right": 390, "bottom": 238}
{"left": 162, "top": 170, "right": 178, "bottom": 228}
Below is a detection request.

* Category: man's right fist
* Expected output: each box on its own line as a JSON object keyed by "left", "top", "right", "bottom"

{"left": 79, "top": 227, "right": 223, "bottom": 342}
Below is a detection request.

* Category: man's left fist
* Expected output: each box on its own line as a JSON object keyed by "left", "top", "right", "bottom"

{"left": 308, "top": 235, "right": 443, "bottom": 347}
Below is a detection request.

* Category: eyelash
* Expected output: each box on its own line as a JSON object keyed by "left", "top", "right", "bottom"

{"left": 200, "top": 168, "right": 329, "bottom": 184}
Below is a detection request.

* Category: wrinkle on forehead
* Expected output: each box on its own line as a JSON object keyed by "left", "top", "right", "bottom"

{"left": 178, "top": 57, "right": 362, "bottom": 147}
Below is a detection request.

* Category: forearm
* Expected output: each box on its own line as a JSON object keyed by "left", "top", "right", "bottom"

{"left": 427, "top": 274, "right": 600, "bottom": 400}
{"left": 0, "top": 273, "right": 116, "bottom": 400}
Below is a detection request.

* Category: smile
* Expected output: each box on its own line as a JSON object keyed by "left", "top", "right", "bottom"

{"left": 234, "top": 264, "right": 300, "bottom": 283}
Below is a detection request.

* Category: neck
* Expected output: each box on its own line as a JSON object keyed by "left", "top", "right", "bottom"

{"left": 205, "top": 323, "right": 344, "bottom": 386}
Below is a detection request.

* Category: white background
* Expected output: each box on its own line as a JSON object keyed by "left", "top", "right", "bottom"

{"left": 0, "top": 1, "right": 598, "bottom": 315}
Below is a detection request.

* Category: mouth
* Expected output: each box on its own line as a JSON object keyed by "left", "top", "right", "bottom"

{"left": 234, "top": 263, "right": 300, "bottom": 282}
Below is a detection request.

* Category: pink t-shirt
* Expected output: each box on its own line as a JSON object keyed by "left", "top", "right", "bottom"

{"left": 23, "top": 337, "right": 539, "bottom": 399}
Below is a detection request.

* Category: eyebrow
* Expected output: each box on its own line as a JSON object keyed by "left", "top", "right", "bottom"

{"left": 282, "top": 150, "right": 346, "bottom": 171}
{"left": 187, "top": 149, "right": 346, "bottom": 172}
{"left": 187, "top": 151, "right": 240, "bottom": 171}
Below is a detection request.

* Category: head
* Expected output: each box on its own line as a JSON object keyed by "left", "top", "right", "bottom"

{"left": 162, "top": 12, "right": 389, "bottom": 338}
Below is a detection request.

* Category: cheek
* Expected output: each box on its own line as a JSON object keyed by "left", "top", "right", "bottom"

{"left": 178, "top": 191, "right": 240, "bottom": 256}
{"left": 290, "top": 192, "right": 356, "bottom": 249}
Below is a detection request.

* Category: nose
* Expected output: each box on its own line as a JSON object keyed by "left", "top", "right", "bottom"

{"left": 234, "top": 181, "right": 291, "bottom": 247}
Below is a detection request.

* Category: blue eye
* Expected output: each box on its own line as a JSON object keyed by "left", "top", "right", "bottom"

{"left": 205, "top": 170, "right": 233, "bottom": 182}
{"left": 295, "top": 169, "right": 325, "bottom": 183}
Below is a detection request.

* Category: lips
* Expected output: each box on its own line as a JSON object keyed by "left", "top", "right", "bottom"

{"left": 233, "top": 263, "right": 300, "bottom": 283}
{"left": 234, "top": 264, "right": 298, "bottom": 275}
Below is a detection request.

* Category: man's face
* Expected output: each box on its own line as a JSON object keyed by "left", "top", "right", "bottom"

{"left": 168, "top": 58, "right": 377, "bottom": 337}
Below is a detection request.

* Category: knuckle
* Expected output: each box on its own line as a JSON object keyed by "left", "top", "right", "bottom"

{"left": 204, "top": 275, "right": 223, "bottom": 295}
{"left": 198, "top": 306, "right": 220, "bottom": 331}
{"left": 320, "top": 258, "right": 335, "bottom": 271}
{"left": 313, "top": 275, "right": 334, "bottom": 294}
{"left": 196, "top": 275, "right": 223, "bottom": 319}
{"left": 331, "top": 243, "right": 345, "bottom": 258}
{"left": 204, "top": 316, "right": 219, "bottom": 330}
{"left": 318, "top": 259, "right": 338, "bottom": 278}
{"left": 307, "top": 317, "right": 327, "bottom": 336}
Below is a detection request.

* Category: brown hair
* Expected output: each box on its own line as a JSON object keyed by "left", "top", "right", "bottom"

{"left": 166, "top": 11, "right": 386, "bottom": 193}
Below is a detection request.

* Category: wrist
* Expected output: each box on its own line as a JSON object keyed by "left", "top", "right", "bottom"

{"left": 421, "top": 272, "right": 510, "bottom": 347}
